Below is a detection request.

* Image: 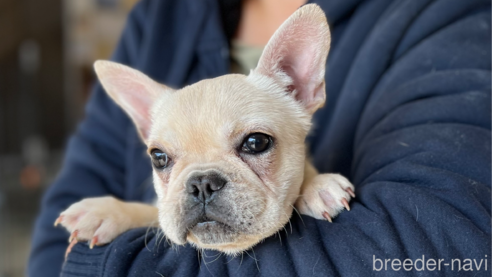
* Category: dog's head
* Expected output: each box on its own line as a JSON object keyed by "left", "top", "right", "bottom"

{"left": 94, "top": 4, "right": 330, "bottom": 254}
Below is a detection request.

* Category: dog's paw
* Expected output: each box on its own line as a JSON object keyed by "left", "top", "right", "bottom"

{"left": 54, "top": 196, "right": 134, "bottom": 248}
{"left": 295, "top": 173, "right": 355, "bottom": 222}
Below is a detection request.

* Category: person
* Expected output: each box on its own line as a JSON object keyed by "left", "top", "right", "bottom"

{"left": 28, "top": 0, "right": 491, "bottom": 276}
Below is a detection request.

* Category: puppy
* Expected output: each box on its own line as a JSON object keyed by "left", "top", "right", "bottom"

{"left": 55, "top": 4, "right": 355, "bottom": 255}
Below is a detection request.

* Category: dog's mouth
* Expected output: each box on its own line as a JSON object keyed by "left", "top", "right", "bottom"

{"left": 181, "top": 209, "right": 237, "bottom": 245}
{"left": 190, "top": 213, "right": 230, "bottom": 232}
{"left": 191, "top": 217, "right": 225, "bottom": 233}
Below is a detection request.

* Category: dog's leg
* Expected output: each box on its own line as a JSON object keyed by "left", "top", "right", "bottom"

{"left": 54, "top": 196, "right": 158, "bottom": 248}
{"left": 295, "top": 161, "right": 355, "bottom": 222}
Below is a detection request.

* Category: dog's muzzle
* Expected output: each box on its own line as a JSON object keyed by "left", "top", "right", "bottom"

{"left": 177, "top": 170, "right": 235, "bottom": 243}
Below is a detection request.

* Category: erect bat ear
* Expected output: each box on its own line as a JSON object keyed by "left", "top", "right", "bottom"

{"left": 252, "top": 4, "right": 331, "bottom": 114}
{"left": 94, "top": 60, "right": 171, "bottom": 143}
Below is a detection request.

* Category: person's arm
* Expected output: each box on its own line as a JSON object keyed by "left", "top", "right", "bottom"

{"left": 27, "top": 2, "right": 151, "bottom": 276}
{"left": 60, "top": 0, "right": 491, "bottom": 276}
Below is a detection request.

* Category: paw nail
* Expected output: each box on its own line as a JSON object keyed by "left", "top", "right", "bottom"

{"left": 69, "top": 230, "right": 78, "bottom": 243}
{"left": 89, "top": 237, "right": 98, "bottom": 249}
{"left": 322, "top": 212, "right": 332, "bottom": 222}
{"left": 65, "top": 239, "right": 77, "bottom": 259}
{"left": 346, "top": 188, "right": 355, "bottom": 198}
{"left": 54, "top": 216, "right": 63, "bottom": 227}
{"left": 342, "top": 198, "right": 350, "bottom": 211}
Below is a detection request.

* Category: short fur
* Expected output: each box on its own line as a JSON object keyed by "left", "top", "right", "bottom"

{"left": 56, "top": 4, "right": 354, "bottom": 255}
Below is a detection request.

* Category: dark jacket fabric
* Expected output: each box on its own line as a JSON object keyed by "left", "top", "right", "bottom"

{"left": 28, "top": 0, "right": 491, "bottom": 276}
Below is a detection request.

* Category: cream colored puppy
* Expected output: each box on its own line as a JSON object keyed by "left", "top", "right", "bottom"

{"left": 55, "top": 4, "right": 355, "bottom": 255}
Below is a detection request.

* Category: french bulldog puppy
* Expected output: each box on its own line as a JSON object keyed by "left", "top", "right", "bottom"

{"left": 55, "top": 4, "right": 355, "bottom": 255}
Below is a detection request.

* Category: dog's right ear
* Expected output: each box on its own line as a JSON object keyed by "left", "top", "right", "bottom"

{"left": 94, "top": 60, "right": 169, "bottom": 143}
{"left": 251, "top": 4, "right": 330, "bottom": 114}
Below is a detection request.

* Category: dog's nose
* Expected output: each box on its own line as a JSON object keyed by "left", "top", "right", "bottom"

{"left": 186, "top": 172, "right": 227, "bottom": 203}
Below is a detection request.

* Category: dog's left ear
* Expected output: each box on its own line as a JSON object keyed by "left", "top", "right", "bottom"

{"left": 253, "top": 4, "right": 330, "bottom": 114}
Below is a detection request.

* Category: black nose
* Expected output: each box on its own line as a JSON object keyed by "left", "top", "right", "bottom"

{"left": 186, "top": 172, "right": 227, "bottom": 203}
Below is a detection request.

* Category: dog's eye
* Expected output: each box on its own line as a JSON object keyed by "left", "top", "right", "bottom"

{"left": 241, "top": 133, "right": 272, "bottom": 154}
{"left": 150, "top": 149, "right": 169, "bottom": 169}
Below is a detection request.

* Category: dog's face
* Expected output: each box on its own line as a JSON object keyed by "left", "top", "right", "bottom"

{"left": 95, "top": 4, "right": 330, "bottom": 254}
{"left": 147, "top": 74, "right": 312, "bottom": 253}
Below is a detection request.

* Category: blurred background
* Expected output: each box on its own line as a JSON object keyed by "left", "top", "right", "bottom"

{"left": 0, "top": 0, "right": 138, "bottom": 275}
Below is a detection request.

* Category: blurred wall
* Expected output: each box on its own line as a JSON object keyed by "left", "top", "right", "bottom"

{"left": 0, "top": 0, "right": 64, "bottom": 155}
